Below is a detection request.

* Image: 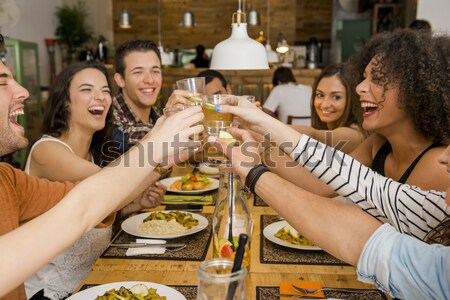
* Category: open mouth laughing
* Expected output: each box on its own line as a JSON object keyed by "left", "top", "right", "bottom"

{"left": 88, "top": 105, "right": 106, "bottom": 116}
{"left": 9, "top": 108, "right": 24, "bottom": 126}
{"left": 361, "top": 101, "right": 379, "bottom": 117}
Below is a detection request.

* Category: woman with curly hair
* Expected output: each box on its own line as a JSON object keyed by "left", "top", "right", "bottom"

{"left": 216, "top": 29, "right": 449, "bottom": 241}
{"left": 291, "top": 63, "right": 366, "bottom": 153}
{"left": 24, "top": 61, "right": 166, "bottom": 300}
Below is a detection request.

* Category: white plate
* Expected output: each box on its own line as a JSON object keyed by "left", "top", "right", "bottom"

{"left": 67, "top": 281, "right": 186, "bottom": 300}
{"left": 263, "top": 220, "right": 322, "bottom": 250}
{"left": 160, "top": 176, "right": 219, "bottom": 194}
{"left": 121, "top": 211, "right": 209, "bottom": 239}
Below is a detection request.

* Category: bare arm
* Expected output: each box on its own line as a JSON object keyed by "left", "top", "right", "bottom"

{"left": 290, "top": 125, "right": 365, "bottom": 154}
{"left": 256, "top": 172, "right": 381, "bottom": 265}
{"left": 0, "top": 107, "right": 204, "bottom": 295}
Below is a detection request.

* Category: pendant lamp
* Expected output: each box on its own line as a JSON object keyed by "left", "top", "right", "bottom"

{"left": 265, "top": 0, "right": 279, "bottom": 63}
{"left": 248, "top": 7, "right": 260, "bottom": 26}
{"left": 210, "top": 0, "right": 268, "bottom": 70}
{"left": 157, "top": 0, "right": 172, "bottom": 65}
{"left": 276, "top": 34, "right": 289, "bottom": 54}
{"left": 180, "top": 10, "right": 195, "bottom": 27}
{"left": 119, "top": 9, "right": 132, "bottom": 29}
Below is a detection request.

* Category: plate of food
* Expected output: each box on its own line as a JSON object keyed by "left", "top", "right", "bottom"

{"left": 161, "top": 173, "right": 219, "bottom": 194}
{"left": 121, "top": 210, "right": 209, "bottom": 239}
{"left": 67, "top": 281, "right": 186, "bottom": 299}
{"left": 263, "top": 220, "right": 322, "bottom": 250}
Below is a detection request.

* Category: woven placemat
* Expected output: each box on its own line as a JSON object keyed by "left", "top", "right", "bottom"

{"left": 254, "top": 195, "right": 268, "bottom": 206}
{"left": 101, "top": 214, "right": 212, "bottom": 261}
{"left": 260, "top": 215, "right": 348, "bottom": 265}
{"left": 79, "top": 284, "right": 197, "bottom": 300}
{"left": 256, "top": 286, "right": 388, "bottom": 300}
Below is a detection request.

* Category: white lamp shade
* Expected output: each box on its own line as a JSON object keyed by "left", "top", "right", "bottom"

{"left": 248, "top": 8, "right": 260, "bottom": 26}
{"left": 158, "top": 46, "right": 172, "bottom": 65}
{"left": 180, "top": 10, "right": 195, "bottom": 27}
{"left": 265, "top": 44, "right": 279, "bottom": 63}
{"left": 210, "top": 23, "right": 269, "bottom": 70}
{"left": 119, "top": 9, "right": 132, "bottom": 29}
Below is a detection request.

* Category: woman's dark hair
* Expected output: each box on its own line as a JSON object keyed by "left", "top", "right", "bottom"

{"left": 41, "top": 61, "right": 117, "bottom": 166}
{"left": 272, "top": 67, "right": 296, "bottom": 86}
{"left": 310, "top": 63, "right": 364, "bottom": 132}
{"left": 114, "top": 39, "right": 161, "bottom": 77}
{"left": 346, "top": 29, "right": 450, "bottom": 144}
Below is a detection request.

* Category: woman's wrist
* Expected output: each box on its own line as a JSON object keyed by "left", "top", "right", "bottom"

{"left": 244, "top": 164, "right": 270, "bottom": 194}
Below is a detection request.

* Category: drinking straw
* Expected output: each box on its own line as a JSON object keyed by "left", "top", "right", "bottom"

{"left": 227, "top": 172, "right": 235, "bottom": 251}
{"left": 226, "top": 233, "right": 248, "bottom": 300}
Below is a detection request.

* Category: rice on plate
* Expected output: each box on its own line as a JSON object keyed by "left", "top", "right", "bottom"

{"left": 139, "top": 219, "right": 187, "bottom": 235}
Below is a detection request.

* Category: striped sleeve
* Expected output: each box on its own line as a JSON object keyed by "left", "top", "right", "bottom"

{"left": 289, "top": 135, "right": 449, "bottom": 240}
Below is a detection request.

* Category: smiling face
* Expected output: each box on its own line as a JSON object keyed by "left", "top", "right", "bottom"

{"left": 356, "top": 58, "right": 409, "bottom": 135}
{"left": 114, "top": 50, "right": 162, "bottom": 114}
{"left": 68, "top": 68, "right": 112, "bottom": 134}
{"left": 0, "top": 61, "right": 30, "bottom": 156}
{"left": 313, "top": 75, "right": 347, "bottom": 129}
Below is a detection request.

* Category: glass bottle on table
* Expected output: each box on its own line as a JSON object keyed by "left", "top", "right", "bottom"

{"left": 212, "top": 171, "right": 253, "bottom": 270}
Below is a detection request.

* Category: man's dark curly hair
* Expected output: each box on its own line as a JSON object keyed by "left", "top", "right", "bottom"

{"left": 346, "top": 29, "right": 450, "bottom": 144}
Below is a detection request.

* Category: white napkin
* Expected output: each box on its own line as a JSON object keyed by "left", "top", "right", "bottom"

{"left": 125, "top": 239, "right": 167, "bottom": 256}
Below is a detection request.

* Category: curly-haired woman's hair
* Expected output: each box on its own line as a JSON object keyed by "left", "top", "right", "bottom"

{"left": 41, "top": 61, "right": 117, "bottom": 166}
{"left": 346, "top": 29, "right": 450, "bottom": 144}
{"left": 310, "top": 63, "right": 365, "bottom": 133}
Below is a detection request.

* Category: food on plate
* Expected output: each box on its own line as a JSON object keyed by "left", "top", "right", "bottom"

{"left": 274, "top": 224, "right": 315, "bottom": 247}
{"left": 198, "top": 163, "right": 220, "bottom": 175}
{"left": 138, "top": 211, "right": 199, "bottom": 235}
{"left": 95, "top": 283, "right": 166, "bottom": 300}
{"left": 218, "top": 130, "right": 236, "bottom": 145}
{"left": 169, "top": 173, "right": 212, "bottom": 191}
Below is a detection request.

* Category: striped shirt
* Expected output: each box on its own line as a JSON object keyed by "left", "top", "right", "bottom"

{"left": 290, "top": 135, "right": 449, "bottom": 241}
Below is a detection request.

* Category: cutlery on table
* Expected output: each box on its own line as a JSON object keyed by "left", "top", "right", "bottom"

{"left": 292, "top": 284, "right": 372, "bottom": 295}
{"left": 111, "top": 243, "right": 186, "bottom": 250}
{"left": 279, "top": 294, "right": 327, "bottom": 299}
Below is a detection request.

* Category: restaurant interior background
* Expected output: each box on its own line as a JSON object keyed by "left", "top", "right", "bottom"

{"left": 1, "top": 0, "right": 449, "bottom": 167}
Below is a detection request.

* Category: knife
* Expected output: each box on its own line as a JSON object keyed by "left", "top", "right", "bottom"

{"left": 279, "top": 294, "right": 327, "bottom": 299}
{"left": 110, "top": 243, "right": 185, "bottom": 248}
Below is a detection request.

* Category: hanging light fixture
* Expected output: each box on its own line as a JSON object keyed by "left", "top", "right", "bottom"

{"left": 248, "top": 6, "right": 260, "bottom": 26}
{"left": 180, "top": 10, "right": 195, "bottom": 27}
{"left": 118, "top": 9, "right": 132, "bottom": 29}
{"left": 157, "top": 0, "right": 172, "bottom": 65}
{"left": 210, "top": 0, "right": 268, "bottom": 70}
{"left": 265, "top": 0, "right": 278, "bottom": 63}
{"left": 276, "top": 33, "right": 290, "bottom": 54}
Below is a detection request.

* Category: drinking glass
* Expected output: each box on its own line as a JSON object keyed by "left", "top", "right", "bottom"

{"left": 197, "top": 258, "right": 247, "bottom": 300}
{"left": 203, "top": 120, "right": 234, "bottom": 167}
{"left": 202, "top": 94, "right": 236, "bottom": 123}
{"left": 176, "top": 77, "right": 205, "bottom": 104}
{"left": 163, "top": 105, "right": 185, "bottom": 117}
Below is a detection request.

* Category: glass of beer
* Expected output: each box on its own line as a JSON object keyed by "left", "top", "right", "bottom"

{"left": 203, "top": 120, "right": 234, "bottom": 167}
{"left": 176, "top": 77, "right": 205, "bottom": 104}
{"left": 202, "top": 94, "right": 235, "bottom": 123}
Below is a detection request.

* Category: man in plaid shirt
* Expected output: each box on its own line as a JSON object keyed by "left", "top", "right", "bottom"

{"left": 112, "top": 40, "right": 192, "bottom": 152}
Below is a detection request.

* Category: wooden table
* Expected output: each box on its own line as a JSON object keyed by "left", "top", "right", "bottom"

{"left": 75, "top": 164, "right": 383, "bottom": 299}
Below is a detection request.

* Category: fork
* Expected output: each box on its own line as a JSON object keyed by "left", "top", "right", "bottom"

{"left": 292, "top": 285, "right": 373, "bottom": 295}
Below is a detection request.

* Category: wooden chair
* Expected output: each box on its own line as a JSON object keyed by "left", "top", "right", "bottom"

{"left": 287, "top": 115, "right": 311, "bottom": 125}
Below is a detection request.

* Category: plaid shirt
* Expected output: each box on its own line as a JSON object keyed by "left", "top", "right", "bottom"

{"left": 112, "top": 92, "right": 160, "bottom": 149}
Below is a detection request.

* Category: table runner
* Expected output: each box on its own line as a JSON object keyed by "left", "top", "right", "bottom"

{"left": 101, "top": 214, "right": 212, "bottom": 261}
{"left": 260, "top": 215, "right": 348, "bottom": 265}
{"left": 256, "top": 286, "right": 388, "bottom": 300}
{"left": 80, "top": 284, "right": 197, "bottom": 300}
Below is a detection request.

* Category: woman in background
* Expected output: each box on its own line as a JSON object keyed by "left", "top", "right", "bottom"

{"left": 24, "top": 61, "right": 166, "bottom": 300}
{"left": 291, "top": 63, "right": 366, "bottom": 153}
{"left": 262, "top": 67, "right": 312, "bottom": 125}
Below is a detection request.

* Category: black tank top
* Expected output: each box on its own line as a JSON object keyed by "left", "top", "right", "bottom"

{"left": 372, "top": 141, "right": 442, "bottom": 184}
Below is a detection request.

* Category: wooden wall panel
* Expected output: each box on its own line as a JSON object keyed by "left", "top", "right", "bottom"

{"left": 112, "top": 0, "right": 329, "bottom": 51}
